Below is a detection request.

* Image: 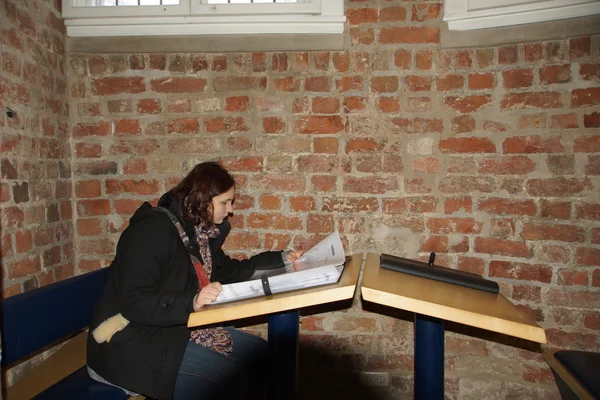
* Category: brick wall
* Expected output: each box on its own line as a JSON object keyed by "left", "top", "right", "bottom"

{"left": 2, "top": 0, "right": 600, "bottom": 398}
{"left": 1, "top": 0, "right": 72, "bottom": 297}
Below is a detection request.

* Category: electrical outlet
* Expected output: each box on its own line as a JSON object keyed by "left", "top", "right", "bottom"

{"left": 358, "top": 371, "right": 389, "bottom": 387}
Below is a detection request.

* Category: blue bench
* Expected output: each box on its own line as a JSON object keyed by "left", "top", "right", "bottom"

{"left": 543, "top": 348, "right": 600, "bottom": 400}
{"left": 1, "top": 268, "right": 142, "bottom": 400}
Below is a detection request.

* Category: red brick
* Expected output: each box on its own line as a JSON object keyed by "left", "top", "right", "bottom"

{"left": 412, "top": 157, "right": 440, "bottom": 173}
{"left": 270, "top": 53, "right": 287, "bottom": 72}
{"left": 332, "top": 51, "right": 350, "bottom": 73}
{"left": 370, "top": 76, "right": 398, "bottom": 93}
{"left": 346, "top": 7, "right": 378, "bottom": 24}
{"left": 526, "top": 177, "right": 591, "bottom": 196}
{"left": 258, "top": 195, "right": 280, "bottom": 211}
{"left": 251, "top": 175, "right": 305, "bottom": 193}
{"left": 415, "top": 50, "right": 432, "bottom": 70}
{"left": 305, "top": 77, "right": 330, "bottom": 92}
{"left": 439, "top": 137, "right": 495, "bottom": 153}
{"left": 571, "top": 88, "right": 600, "bottom": 107}
{"left": 312, "top": 97, "right": 339, "bottom": 114}
{"left": 15, "top": 230, "right": 33, "bottom": 253}
{"left": 550, "top": 113, "right": 578, "bottom": 129}
{"left": 248, "top": 213, "right": 302, "bottom": 230}
{"left": 114, "top": 119, "right": 141, "bottom": 136}
{"left": 426, "top": 218, "right": 482, "bottom": 234}
{"left": 204, "top": 117, "right": 247, "bottom": 133}
{"left": 436, "top": 74, "right": 464, "bottom": 91}
{"left": 559, "top": 270, "right": 589, "bottom": 286}
{"left": 404, "top": 75, "right": 431, "bottom": 92}
{"left": 521, "top": 223, "right": 585, "bottom": 243}
{"left": 77, "top": 218, "right": 103, "bottom": 236}
{"left": 311, "top": 175, "right": 337, "bottom": 192}
{"left": 580, "top": 63, "right": 600, "bottom": 80}
{"left": 393, "top": 117, "right": 443, "bottom": 133}
{"left": 345, "top": 138, "right": 384, "bottom": 153}
{"left": 307, "top": 214, "right": 334, "bottom": 233}
{"left": 296, "top": 116, "right": 344, "bottom": 134}
{"left": 290, "top": 196, "right": 316, "bottom": 212}
{"left": 77, "top": 199, "right": 111, "bottom": 217}
{"left": 350, "top": 27, "right": 374, "bottom": 45}
{"left": 570, "top": 36, "right": 591, "bottom": 60}
{"left": 455, "top": 50, "right": 473, "bottom": 69}
{"left": 225, "top": 96, "right": 249, "bottom": 112}
{"left": 377, "top": 97, "right": 400, "bottom": 113}
{"left": 380, "top": 6, "right": 407, "bottom": 22}
{"left": 91, "top": 77, "right": 145, "bottom": 95}
{"left": 524, "top": 44, "right": 543, "bottom": 62}
{"left": 378, "top": 27, "right": 439, "bottom": 44}
{"left": 574, "top": 135, "right": 600, "bottom": 152}
{"left": 336, "top": 76, "right": 364, "bottom": 92}
{"left": 220, "top": 157, "right": 263, "bottom": 172}
{"left": 72, "top": 121, "right": 110, "bottom": 138}
{"left": 313, "top": 137, "right": 338, "bottom": 154}
{"left": 502, "top": 135, "right": 564, "bottom": 153}
{"left": 167, "top": 98, "right": 191, "bottom": 113}
{"left": 489, "top": 261, "right": 552, "bottom": 283}
{"left": 584, "top": 311, "right": 600, "bottom": 330}
{"left": 105, "top": 179, "right": 160, "bottom": 196}
{"left": 214, "top": 76, "right": 266, "bottom": 92}
{"left": 468, "top": 73, "right": 495, "bottom": 90}
{"left": 394, "top": 49, "right": 411, "bottom": 69}
{"left": 584, "top": 112, "right": 600, "bottom": 127}
{"left": 501, "top": 92, "right": 562, "bottom": 109}
{"left": 444, "top": 197, "right": 472, "bottom": 214}
{"left": 261, "top": 117, "right": 284, "bottom": 134}
{"left": 474, "top": 237, "right": 530, "bottom": 258}
{"left": 451, "top": 115, "right": 475, "bottom": 133}
{"left": 499, "top": 46, "right": 518, "bottom": 64}
{"left": 576, "top": 247, "right": 600, "bottom": 266}
{"left": 541, "top": 200, "right": 571, "bottom": 219}
{"left": 406, "top": 97, "right": 431, "bottom": 112}
{"left": 503, "top": 69, "right": 533, "bottom": 88}
{"left": 264, "top": 233, "right": 292, "bottom": 250}
{"left": 343, "top": 177, "right": 398, "bottom": 194}
{"left": 445, "top": 95, "right": 491, "bottom": 113}
{"left": 75, "top": 180, "right": 101, "bottom": 198}
{"left": 439, "top": 176, "right": 495, "bottom": 193}
{"left": 539, "top": 64, "right": 571, "bottom": 84}
{"left": 478, "top": 198, "right": 536, "bottom": 216}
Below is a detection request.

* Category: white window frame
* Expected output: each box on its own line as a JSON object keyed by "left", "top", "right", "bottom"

{"left": 444, "top": 0, "right": 600, "bottom": 30}
{"left": 62, "top": 0, "right": 346, "bottom": 37}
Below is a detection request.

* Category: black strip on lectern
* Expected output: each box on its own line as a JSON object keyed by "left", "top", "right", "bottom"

{"left": 380, "top": 253, "right": 499, "bottom": 294}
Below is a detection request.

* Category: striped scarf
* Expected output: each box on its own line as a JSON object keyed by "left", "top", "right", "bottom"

{"left": 156, "top": 207, "right": 233, "bottom": 355}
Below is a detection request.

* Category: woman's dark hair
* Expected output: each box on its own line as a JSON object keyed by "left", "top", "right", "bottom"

{"left": 171, "top": 162, "right": 235, "bottom": 227}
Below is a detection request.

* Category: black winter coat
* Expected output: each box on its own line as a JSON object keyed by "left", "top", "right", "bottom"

{"left": 87, "top": 193, "right": 284, "bottom": 399}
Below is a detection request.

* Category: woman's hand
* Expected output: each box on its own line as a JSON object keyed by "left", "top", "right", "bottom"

{"left": 286, "top": 250, "right": 304, "bottom": 264}
{"left": 193, "top": 282, "right": 222, "bottom": 311}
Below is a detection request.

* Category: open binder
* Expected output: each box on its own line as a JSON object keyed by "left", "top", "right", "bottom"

{"left": 212, "top": 232, "right": 346, "bottom": 305}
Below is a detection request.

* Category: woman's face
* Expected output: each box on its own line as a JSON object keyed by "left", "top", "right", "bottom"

{"left": 210, "top": 186, "right": 235, "bottom": 224}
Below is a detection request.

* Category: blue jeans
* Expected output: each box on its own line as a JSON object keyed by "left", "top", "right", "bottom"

{"left": 173, "top": 327, "right": 269, "bottom": 400}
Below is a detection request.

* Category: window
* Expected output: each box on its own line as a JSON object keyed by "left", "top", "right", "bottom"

{"left": 444, "top": 0, "right": 600, "bottom": 30}
{"left": 62, "top": 0, "right": 345, "bottom": 37}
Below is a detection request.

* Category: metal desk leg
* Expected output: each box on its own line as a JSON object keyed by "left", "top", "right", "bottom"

{"left": 268, "top": 310, "right": 299, "bottom": 400}
{"left": 414, "top": 313, "right": 444, "bottom": 399}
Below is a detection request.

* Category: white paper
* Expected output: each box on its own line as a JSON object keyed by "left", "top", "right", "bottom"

{"left": 212, "top": 231, "right": 346, "bottom": 305}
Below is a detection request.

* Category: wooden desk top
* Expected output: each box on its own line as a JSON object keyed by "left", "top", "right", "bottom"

{"left": 188, "top": 253, "right": 363, "bottom": 328}
{"left": 542, "top": 348, "right": 595, "bottom": 400}
{"left": 360, "top": 253, "right": 546, "bottom": 344}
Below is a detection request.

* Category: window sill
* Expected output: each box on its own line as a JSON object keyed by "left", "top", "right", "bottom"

{"left": 441, "top": 14, "right": 600, "bottom": 48}
{"left": 67, "top": 32, "right": 345, "bottom": 53}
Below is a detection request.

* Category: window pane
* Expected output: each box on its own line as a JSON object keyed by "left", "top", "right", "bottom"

{"left": 72, "top": 0, "right": 181, "bottom": 5}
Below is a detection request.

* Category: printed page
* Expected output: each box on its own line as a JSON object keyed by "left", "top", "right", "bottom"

{"left": 295, "top": 231, "right": 345, "bottom": 269}
{"left": 212, "top": 232, "right": 346, "bottom": 305}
